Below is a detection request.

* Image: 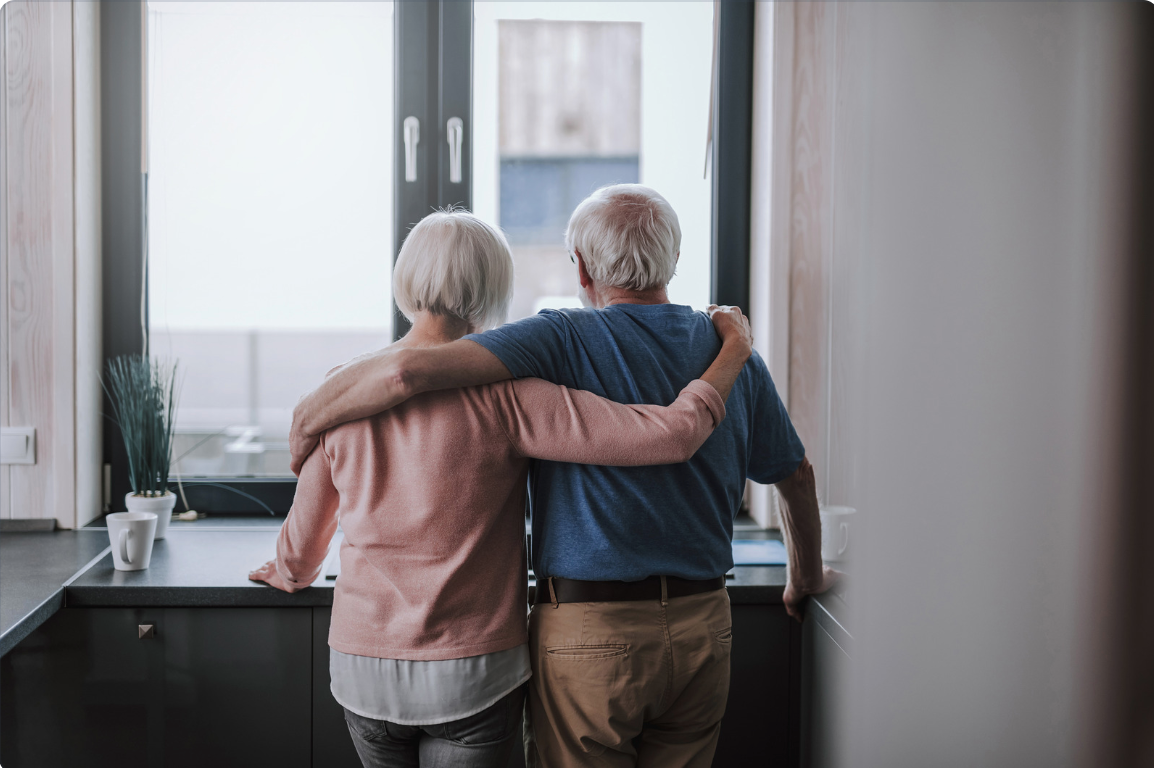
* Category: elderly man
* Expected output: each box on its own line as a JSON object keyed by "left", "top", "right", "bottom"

{"left": 290, "top": 185, "right": 835, "bottom": 768}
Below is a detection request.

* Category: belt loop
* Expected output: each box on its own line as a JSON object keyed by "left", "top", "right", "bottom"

{"left": 548, "top": 577, "right": 559, "bottom": 609}
{"left": 660, "top": 575, "right": 668, "bottom": 607}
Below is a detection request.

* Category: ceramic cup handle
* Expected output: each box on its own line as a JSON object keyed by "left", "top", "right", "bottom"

{"left": 119, "top": 528, "right": 131, "bottom": 565}
{"left": 838, "top": 521, "right": 850, "bottom": 557}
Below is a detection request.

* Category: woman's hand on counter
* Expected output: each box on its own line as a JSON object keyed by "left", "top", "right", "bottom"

{"left": 783, "top": 565, "right": 843, "bottom": 622}
{"left": 249, "top": 559, "right": 295, "bottom": 593}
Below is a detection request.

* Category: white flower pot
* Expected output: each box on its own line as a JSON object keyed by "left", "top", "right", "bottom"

{"left": 125, "top": 492, "right": 176, "bottom": 540}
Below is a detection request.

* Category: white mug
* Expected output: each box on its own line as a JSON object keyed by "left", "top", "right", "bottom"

{"left": 819, "top": 506, "right": 856, "bottom": 563}
{"left": 107, "top": 512, "right": 158, "bottom": 571}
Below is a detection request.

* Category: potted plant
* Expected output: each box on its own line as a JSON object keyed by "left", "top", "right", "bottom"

{"left": 105, "top": 355, "right": 180, "bottom": 539}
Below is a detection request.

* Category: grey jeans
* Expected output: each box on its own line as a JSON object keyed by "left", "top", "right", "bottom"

{"left": 343, "top": 684, "right": 526, "bottom": 768}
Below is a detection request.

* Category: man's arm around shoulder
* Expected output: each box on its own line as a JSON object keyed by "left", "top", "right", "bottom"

{"left": 289, "top": 339, "right": 511, "bottom": 473}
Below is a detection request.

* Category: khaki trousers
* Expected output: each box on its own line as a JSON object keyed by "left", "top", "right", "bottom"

{"left": 525, "top": 588, "right": 732, "bottom": 768}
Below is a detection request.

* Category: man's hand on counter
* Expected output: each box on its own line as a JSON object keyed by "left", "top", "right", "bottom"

{"left": 783, "top": 565, "right": 843, "bottom": 622}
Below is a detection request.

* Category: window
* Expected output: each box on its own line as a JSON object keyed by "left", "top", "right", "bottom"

{"left": 473, "top": 4, "right": 715, "bottom": 318}
{"left": 104, "top": 1, "right": 752, "bottom": 511}
{"left": 146, "top": 2, "right": 395, "bottom": 478}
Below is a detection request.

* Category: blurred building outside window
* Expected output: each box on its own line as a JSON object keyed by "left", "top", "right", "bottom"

{"left": 474, "top": 2, "right": 714, "bottom": 320}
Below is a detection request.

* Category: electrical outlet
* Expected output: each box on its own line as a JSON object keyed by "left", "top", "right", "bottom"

{"left": 0, "top": 427, "right": 36, "bottom": 465}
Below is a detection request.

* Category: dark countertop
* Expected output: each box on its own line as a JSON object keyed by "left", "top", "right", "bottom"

{"left": 0, "top": 530, "right": 112, "bottom": 656}
{"left": 67, "top": 530, "right": 336, "bottom": 608}
{"left": 5, "top": 516, "right": 806, "bottom": 656}
{"left": 83, "top": 513, "right": 286, "bottom": 531}
{"left": 68, "top": 528, "right": 790, "bottom": 607}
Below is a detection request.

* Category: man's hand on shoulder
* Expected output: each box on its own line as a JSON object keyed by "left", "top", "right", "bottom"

{"left": 288, "top": 346, "right": 404, "bottom": 475}
{"left": 289, "top": 416, "right": 320, "bottom": 476}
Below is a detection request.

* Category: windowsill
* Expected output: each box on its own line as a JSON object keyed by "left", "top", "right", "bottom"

{"left": 733, "top": 512, "right": 780, "bottom": 538}
{"left": 83, "top": 512, "right": 286, "bottom": 531}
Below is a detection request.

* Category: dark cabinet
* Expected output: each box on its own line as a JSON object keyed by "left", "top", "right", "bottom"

{"left": 799, "top": 596, "right": 851, "bottom": 768}
{"left": 1, "top": 608, "right": 311, "bottom": 768}
{"left": 159, "top": 608, "right": 312, "bottom": 768}
{"left": 713, "top": 604, "right": 800, "bottom": 768}
{"left": 2, "top": 609, "right": 153, "bottom": 767}
{"left": 2, "top": 601, "right": 810, "bottom": 767}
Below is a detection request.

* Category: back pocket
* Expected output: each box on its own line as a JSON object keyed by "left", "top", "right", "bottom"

{"left": 545, "top": 644, "right": 628, "bottom": 660}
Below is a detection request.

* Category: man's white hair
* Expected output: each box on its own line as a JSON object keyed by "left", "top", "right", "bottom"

{"left": 393, "top": 209, "right": 514, "bottom": 331}
{"left": 564, "top": 184, "right": 682, "bottom": 291}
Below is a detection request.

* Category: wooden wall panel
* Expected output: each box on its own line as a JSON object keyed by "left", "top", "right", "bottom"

{"left": 826, "top": 4, "right": 871, "bottom": 509}
{"left": 5, "top": 0, "right": 58, "bottom": 521}
{"left": 787, "top": 2, "right": 836, "bottom": 500}
{"left": 760, "top": 1, "right": 866, "bottom": 516}
{"left": 2, "top": 0, "right": 76, "bottom": 527}
{"left": 767, "top": 1, "right": 795, "bottom": 408}
{"left": 1, "top": 2, "right": 11, "bottom": 520}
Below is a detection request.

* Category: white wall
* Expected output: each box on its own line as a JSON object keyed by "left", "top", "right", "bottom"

{"left": 773, "top": 3, "right": 1146, "bottom": 765}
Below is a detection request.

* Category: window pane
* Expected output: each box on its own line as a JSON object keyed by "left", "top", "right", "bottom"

{"left": 473, "top": 2, "right": 715, "bottom": 319}
{"left": 146, "top": 2, "right": 394, "bottom": 478}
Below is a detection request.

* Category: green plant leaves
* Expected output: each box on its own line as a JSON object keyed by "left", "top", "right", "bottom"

{"left": 103, "top": 355, "right": 180, "bottom": 496}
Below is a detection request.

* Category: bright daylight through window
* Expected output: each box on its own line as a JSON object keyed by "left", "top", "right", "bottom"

{"left": 146, "top": 1, "right": 714, "bottom": 479}
{"left": 147, "top": 2, "right": 395, "bottom": 477}
{"left": 473, "top": 2, "right": 714, "bottom": 320}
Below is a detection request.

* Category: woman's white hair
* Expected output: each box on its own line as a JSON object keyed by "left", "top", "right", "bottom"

{"left": 564, "top": 184, "right": 681, "bottom": 291}
{"left": 393, "top": 209, "right": 514, "bottom": 331}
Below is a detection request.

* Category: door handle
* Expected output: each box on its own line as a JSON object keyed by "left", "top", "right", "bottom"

{"left": 446, "top": 117, "right": 463, "bottom": 184}
{"left": 403, "top": 116, "right": 420, "bottom": 182}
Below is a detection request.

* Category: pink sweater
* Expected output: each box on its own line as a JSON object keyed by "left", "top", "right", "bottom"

{"left": 274, "top": 378, "right": 725, "bottom": 660}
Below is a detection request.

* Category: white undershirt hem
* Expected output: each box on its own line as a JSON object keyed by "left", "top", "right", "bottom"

{"left": 331, "top": 670, "right": 532, "bottom": 727}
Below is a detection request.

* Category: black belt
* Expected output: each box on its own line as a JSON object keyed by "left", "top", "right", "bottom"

{"left": 533, "top": 575, "right": 726, "bottom": 605}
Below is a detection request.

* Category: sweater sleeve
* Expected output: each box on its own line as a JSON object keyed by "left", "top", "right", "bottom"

{"left": 487, "top": 378, "right": 726, "bottom": 465}
{"left": 274, "top": 434, "right": 341, "bottom": 591}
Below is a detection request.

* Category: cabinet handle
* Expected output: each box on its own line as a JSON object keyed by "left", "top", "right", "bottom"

{"left": 403, "top": 116, "right": 420, "bottom": 182}
{"left": 138, "top": 624, "right": 156, "bottom": 640}
{"left": 446, "top": 117, "right": 463, "bottom": 184}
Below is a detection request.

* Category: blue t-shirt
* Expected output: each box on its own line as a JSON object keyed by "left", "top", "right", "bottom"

{"left": 465, "top": 303, "right": 805, "bottom": 581}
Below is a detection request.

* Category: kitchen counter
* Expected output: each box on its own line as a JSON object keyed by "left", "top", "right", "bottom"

{"left": 66, "top": 530, "right": 336, "bottom": 608}
{"left": 0, "top": 530, "right": 111, "bottom": 656}
{"left": 67, "top": 527, "right": 791, "bottom": 606}
{"left": 809, "top": 583, "right": 852, "bottom": 652}
{"left": 1, "top": 516, "right": 796, "bottom": 656}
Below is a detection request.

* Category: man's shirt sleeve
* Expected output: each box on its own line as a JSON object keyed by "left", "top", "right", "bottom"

{"left": 464, "top": 310, "right": 572, "bottom": 382}
{"left": 746, "top": 352, "right": 807, "bottom": 485}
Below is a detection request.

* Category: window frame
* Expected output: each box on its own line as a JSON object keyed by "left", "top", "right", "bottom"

{"left": 101, "top": 0, "right": 754, "bottom": 515}
{"left": 712, "top": 0, "right": 755, "bottom": 310}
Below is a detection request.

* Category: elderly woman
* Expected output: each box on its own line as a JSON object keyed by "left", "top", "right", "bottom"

{"left": 250, "top": 210, "right": 751, "bottom": 768}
